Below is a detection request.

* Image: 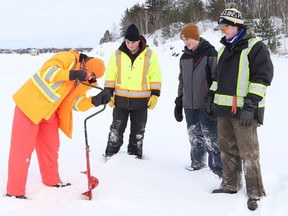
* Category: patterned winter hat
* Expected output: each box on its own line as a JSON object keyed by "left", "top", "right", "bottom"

{"left": 214, "top": 8, "right": 244, "bottom": 30}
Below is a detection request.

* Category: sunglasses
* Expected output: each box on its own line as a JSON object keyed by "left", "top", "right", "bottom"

{"left": 221, "top": 25, "right": 229, "bottom": 31}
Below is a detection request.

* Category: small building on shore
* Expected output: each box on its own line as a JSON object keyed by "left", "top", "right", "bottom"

{"left": 30, "top": 48, "right": 39, "bottom": 56}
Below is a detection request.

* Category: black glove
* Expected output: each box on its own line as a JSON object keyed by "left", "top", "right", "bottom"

{"left": 69, "top": 70, "right": 87, "bottom": 81}
{"left": 91, "top": 89, "right": 111, "bottom": 107}
{"left": 239, "top": 97, "right": 257, "bottom": 126}
{"left": 174, "top": 96, "right": 183, "bottom": 122}
{"left": 206, "top": 95, "right": 215, "bottom": 118}
{"left": 88, "top": 78, "right": 97, "bottom": 84}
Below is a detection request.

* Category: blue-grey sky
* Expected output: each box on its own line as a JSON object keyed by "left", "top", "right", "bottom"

{"left": 1, "top": 0, "right": 145, "bottom": 49}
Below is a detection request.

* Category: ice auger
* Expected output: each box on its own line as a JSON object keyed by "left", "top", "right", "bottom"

{"left": 80, "top": 81, "right": 106, "bottom": 200}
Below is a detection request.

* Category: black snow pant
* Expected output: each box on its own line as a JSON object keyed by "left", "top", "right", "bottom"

{"left": 105, "top": 108, "right": 147, "bottom": 159}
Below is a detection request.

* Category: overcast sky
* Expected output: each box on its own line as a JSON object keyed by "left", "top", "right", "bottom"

{"left": 1, "top": 0, "right": 145, "bottom": 49}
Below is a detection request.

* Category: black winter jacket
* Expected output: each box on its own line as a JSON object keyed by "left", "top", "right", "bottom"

{"left": 177, "top": 38, "right": 218, "bottom": 109}
{"left": 214, "top": 32, "right": 274, "bottom": 124}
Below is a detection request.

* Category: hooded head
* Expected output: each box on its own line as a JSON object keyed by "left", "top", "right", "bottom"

{"left": 125, "top": 24, "right": 141, "bottom": 41}
{"left": 180, "top": 23, "right": 200, "bottom": 41}
{"left": 85, "top": 57, "right": 105, "bottom": 79}
{"left": 214, "top": 8, "right": 244, "bottom": 30}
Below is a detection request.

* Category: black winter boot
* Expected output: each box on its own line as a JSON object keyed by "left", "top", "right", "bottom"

{"left": 52, "top": 182, "right": 71, "bottom": 188}
{"left": 6, "top": 193, "right": 28, "bottom": 199}
{"left": 247, "top": 198, "right": 259, "bottom": 211}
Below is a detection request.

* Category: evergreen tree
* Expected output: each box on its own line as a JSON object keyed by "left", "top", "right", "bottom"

{"left": 182, "top": 0, "right": 205, "bottom": 23}
{"left": 99, "top": 30, "right": 113, "bottom": 45}
{"left": 120, "top": 4, "right": 147, "bottom": 37}
{"left": 254, "top": 17, "right": 281, "bottom": 52}
{"left": 145, "top": 0, "right": 168, "bottom": 32}
{"left": 206, "top": 0, "right": 225, "bottom": 21}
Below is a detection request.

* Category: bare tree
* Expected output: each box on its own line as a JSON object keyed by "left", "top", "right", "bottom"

{"left": 278, "top": 0, "right": 288, "bottom": 51}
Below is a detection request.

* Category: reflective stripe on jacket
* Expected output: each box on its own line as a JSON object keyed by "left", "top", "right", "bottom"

{"left": 57, "top": 81, "right": 95, "bottom": 138}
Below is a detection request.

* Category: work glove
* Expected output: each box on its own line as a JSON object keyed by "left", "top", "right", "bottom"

{"left": 69, "top": 70, "right": 87, "bottom": 81}
{"left": 88, "top": 77, "right": 97, "bottom": 84}
{"left": 148, "top": 95, "right": 158, "bottom": 109}
{"left": 239, "top": 97, "right": 257, "bottom": 126}
{"left": 108, "top": 97, "right": 115, "bottom": 108}
{"left": 174, "top": 96, "right": 183, "bottom": 122}
{"left": 91, "top": 89, "right": 111, "bottom": 107}
{"left": 206, "top": 95, "right": 215, "bottom": 119}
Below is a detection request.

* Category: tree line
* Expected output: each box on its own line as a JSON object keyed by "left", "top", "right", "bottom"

{"left": 100, "top": 0, "right": 288, "bottom": 53}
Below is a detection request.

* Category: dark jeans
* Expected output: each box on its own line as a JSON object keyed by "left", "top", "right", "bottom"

{"left": 184, "top": 108, "right": 223, "bottom": 177}
{"left": 105, "top": 108, "right": 147, "bottom": 159}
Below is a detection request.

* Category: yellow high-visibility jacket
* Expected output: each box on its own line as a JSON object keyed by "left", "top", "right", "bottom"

{"left": 104, "top": 47, "right": 162, "bottom": 99}
{"left": 13, "top": 49, "right": 96, "bottom": 138}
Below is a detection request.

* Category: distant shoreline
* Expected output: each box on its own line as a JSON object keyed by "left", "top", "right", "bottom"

{"left": 0, "top": 47, "right": 93, "bottom": 54}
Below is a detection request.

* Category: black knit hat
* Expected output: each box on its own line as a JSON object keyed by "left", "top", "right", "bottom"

{"left": 214, "top": 8, "right": 244, "bottom": 30}
{"left": 125, "top": 24, "right": 140, "bottom": 41}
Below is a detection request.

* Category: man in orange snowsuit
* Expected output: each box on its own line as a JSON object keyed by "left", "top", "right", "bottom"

{"left": 6, "top": 49, "right": 111, "bottom": 199}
